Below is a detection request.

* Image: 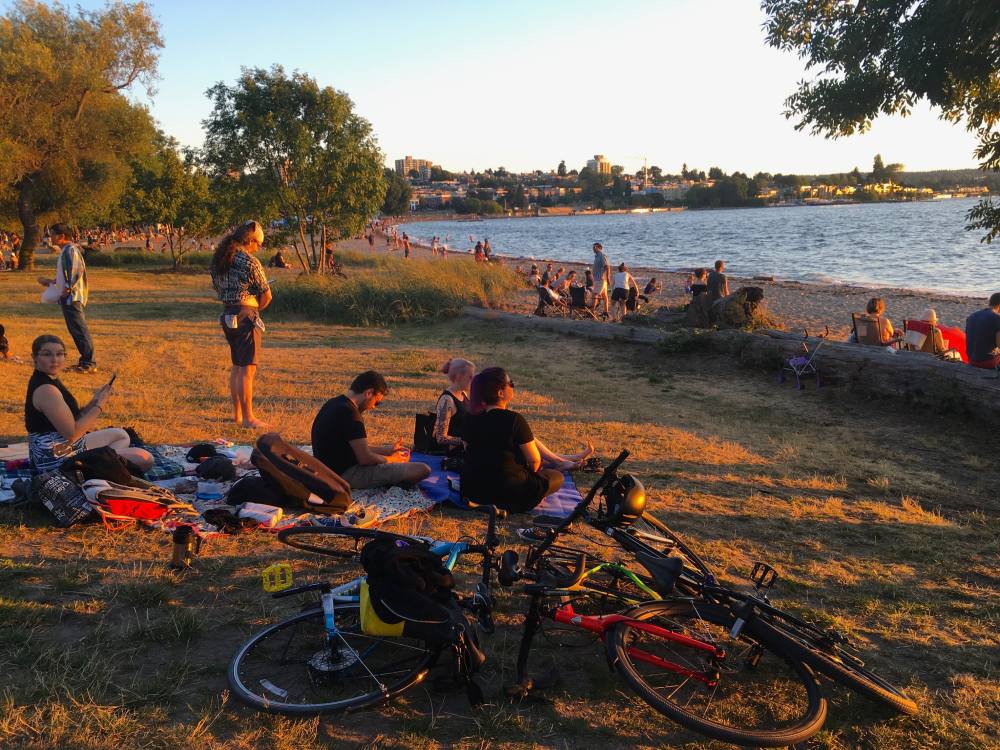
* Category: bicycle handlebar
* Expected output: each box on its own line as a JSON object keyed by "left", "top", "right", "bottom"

{"left": 530, "top": 449, "right": 629, "bottom": 561}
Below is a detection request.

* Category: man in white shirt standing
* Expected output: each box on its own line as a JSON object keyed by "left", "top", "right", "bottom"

{"left": 37, "top": 223, "right": 95, "bottom": 373}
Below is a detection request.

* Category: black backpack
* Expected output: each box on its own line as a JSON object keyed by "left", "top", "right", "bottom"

{"left": 61, "top": 446, "right": 144, "bottom": 487}
{"left": 360, "top": 535, "right": 454, "bottom": 595}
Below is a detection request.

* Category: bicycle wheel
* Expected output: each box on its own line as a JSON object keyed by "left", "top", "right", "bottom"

{"left": 748, "top": 610, "right": 918, "bottom": 715}
{"left": 228, "top": 604, "right": 438, "bottom": 714}
{"left": 608, "top": 600, "right": 827, "bottom": 748}
{"left": 277, "top": 526, "right": 420, "bottom": 559}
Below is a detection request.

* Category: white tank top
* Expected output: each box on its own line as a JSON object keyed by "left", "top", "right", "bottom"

{"left": 613, "top": 271, "right": 629, "bottom": 290}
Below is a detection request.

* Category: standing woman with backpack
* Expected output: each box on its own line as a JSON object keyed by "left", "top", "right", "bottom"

{"left": 210, "top": 221, "right": 272, "bottom": 429}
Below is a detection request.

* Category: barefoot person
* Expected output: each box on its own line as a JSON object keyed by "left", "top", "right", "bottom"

{"left": 311, "top": 370, "right": 431, "bottom": 489}
{"left": 210, "top": 221, "right": 272, "bottom": 429}
{"left": 25, "top": 335, "right": 153, "bottom": 475}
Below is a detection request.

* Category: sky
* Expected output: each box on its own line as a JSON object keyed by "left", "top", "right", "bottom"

{"left": 62, "top": 0, "right": 981, "bottom": 176}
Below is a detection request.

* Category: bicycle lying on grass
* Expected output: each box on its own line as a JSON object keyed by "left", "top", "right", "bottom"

{"left": 500, "top": 450, "right": 917, "bottom": 747}
{"left": 228, "top": 503, "right": 504, "bottom": 715}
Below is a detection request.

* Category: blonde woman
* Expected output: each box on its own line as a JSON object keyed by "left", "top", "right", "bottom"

{"left": 434, "top": 358, "right": 474, "bottom": 454}
{"left": 210, "top": 221, "right": 272, "bottom": 428}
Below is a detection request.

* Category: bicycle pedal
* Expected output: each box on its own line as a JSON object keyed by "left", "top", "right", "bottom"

{"left": 750, "top": 561, "right": 778, "bottom": 592}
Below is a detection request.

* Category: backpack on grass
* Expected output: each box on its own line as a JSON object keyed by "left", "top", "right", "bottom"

{"left": 32, "top": 471, "right": 94, "bottom": 527}
{"left": 251, "top": 432, "right": 351, "bottom": 514}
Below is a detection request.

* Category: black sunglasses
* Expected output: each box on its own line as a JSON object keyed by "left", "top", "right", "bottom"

{"left": 506, "top": 379, "right": 515, "bottom": 388}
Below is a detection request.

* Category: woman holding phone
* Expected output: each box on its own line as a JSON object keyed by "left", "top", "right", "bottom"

{"left": 25, "top": 334, "right": 153, "bottom": 475}
{"left": 210, "top": 220, "right": 272, "bottom": 429}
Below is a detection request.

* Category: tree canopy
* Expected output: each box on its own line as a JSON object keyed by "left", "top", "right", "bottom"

{"left": 0, "top": 0, "right": 162, "bottom": 268}
{"left": 382, "top": 168, "right": 412, "bottom": 216}
{"left": 762, "top": 0, "right": 1000, "bottom": 241}
{"left": 201, "top": 65, "right": 385, "bottom": 271}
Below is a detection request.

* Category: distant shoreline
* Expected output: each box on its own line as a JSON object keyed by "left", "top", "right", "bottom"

{"left": 395, "top": 192, "right": 985, "bottom": 225}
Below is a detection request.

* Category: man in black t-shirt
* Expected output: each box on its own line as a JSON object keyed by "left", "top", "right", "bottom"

{"left": 311, "top": 370, "right": 431, "bottom": 489}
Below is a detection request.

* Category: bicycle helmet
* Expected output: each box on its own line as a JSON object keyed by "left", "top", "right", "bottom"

{"left": 600, "top": 473, "right": 646, "bottom": 527}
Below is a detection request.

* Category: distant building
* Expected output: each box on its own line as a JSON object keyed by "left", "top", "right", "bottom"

{"left": 585, "top": 154, "right": 612, "bottom": 175}
{"left": 395, "top": 156, "right": 435, "bottom": 177}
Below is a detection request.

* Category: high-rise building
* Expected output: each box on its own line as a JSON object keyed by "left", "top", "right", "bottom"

{"left": 585, "top": 154, "right": 612, "bottom": 175}
{"left": 395, "top": 156, "right": 435, "bottom": 177}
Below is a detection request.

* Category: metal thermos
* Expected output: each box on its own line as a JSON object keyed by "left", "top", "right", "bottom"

{"left": 169, "top": 526, "right": 200, "bottom": 569}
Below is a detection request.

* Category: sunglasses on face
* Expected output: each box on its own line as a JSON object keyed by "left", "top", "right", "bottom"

{"left": 506, "top": 380, "right": 515, "bottom": 388}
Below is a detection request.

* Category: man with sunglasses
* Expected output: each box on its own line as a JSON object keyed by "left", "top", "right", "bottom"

{"left": 311, "top": 370, "right": 431, "bottom": 490}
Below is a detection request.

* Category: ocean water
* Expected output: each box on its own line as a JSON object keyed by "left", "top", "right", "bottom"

{"left": 401, "top": 198, "right": 1000, "bottom": 297}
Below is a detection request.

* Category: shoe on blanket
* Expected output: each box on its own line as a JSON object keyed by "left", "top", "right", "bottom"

{"left": 516, "top": 526, "right": 553, "bottom": 543}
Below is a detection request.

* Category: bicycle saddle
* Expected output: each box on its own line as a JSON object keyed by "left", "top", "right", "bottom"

{"left": 636, "top": 552, "right": 683, "bottom": 594}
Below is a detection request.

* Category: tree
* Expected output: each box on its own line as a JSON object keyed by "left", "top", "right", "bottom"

{"left": 202, "top": 65, "right": 385, "bottom": 272}
{"left": 708, "top": 166, "right": 725, "bottom": 180}
{"left": 557, "top": 160, "right": 567, "bottom": 177}
{"left": 0, "top": 0, "right": 162, "bottom": 269}
{"left": 382, "top": 168, "right": 412, "bottom": 216}
{"left": 871, "top": 154, "right": 888, "bottom": 183}
{"left": 648, "top": 165, "right": 663, "bottom": 181}
{"left": 762, "top": 0, "right": 1000, "bottom": 241}
{"left": 430, "top": 165, "right": 455, "bottom": 181}
{"left": 120, "top": 132, "right": 217, "bottom": 268}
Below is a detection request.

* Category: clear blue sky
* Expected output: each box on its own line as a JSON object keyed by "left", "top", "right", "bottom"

{"left": 64, "top": 0, "right": 981, "bottom": 175}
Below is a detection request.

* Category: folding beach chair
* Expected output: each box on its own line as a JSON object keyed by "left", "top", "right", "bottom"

{"left": 851, "top": 313, "right": 901, "bottom": 348}
{"left": 779, "top": 327, "right": 829, "bottom": 389}
{"left": 534, "top": 285, "right": 567, "bottom": 317}
{"left": 568, "top": 285, "right": 598, "bottom": 320}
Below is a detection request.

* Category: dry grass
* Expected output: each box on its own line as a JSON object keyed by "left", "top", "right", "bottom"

{"left": 0, "top": 267, "right": 998, "bottom": 749}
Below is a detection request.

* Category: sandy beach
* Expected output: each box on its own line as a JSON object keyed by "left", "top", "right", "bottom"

{"left": 336, "top": 232, "right": 984, "bottom": 339}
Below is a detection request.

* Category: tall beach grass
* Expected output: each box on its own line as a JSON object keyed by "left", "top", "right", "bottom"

{"left": 268, "top": 256, "right": 523, "bottom": 326}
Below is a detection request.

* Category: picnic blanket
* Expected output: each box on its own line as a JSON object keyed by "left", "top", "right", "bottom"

{"left": 411, "top": 452, "right": 585, "bottom": 518}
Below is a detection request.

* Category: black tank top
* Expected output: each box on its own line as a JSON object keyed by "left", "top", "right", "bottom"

{"left": 441, "top": 390, "right": 469, "bottom": 439}
{"left": 25, "top": 370, "right": 80, "bottom": 434}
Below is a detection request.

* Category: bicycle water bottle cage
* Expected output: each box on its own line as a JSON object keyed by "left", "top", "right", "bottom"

{"left": 750, "top": 562, "right": 777, "bottom": 594}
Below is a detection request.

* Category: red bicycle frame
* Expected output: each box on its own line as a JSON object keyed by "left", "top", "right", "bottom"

{"left": 553, "top": 604, "right": 723, "bottom": 686}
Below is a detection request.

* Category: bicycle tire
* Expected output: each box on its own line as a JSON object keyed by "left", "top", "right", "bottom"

{"left": 608, "top": 600, "right": 827, "bottom": 747}
{"left": 228, "top": 605, "right": 437, "bottom": 714}
{"left": 746, "top": 611, "right": 918, "bottom": 715}
{"left": 277, "top": 526, "right": 420, "bottom": 559}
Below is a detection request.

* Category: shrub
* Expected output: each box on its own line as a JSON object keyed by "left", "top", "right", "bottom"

{"left": 84, "top": 249, "right": 213, "bottom": 269}
{"left": 268, "top": 257, "right": 521, "bottom": 326}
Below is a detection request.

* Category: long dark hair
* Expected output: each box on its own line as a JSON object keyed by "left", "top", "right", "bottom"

{"left": 211, "top": 221, "right": 261, "bottom": 278}
{"left": 469, "top": 367, "right": 508, "bottom": 414}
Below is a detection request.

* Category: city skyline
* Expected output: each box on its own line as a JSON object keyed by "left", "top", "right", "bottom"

{"left": 60, "top": 0, "right": 982, "bottom": 175}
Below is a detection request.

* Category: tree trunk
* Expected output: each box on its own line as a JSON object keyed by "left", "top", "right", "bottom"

{"left": 320, "top": 223, "right": 327, "bottom": 274}
{"left": 296, "top": 215, "right": 313, "bottom": 272}
{"left": 15, "top": 176, "right": 41, "bottom": 271}
{"left": 308, "top": 220, "right": 317, "bottom": 271}
{"left": 289, "top": 234, "right": 309, "bottom": 273}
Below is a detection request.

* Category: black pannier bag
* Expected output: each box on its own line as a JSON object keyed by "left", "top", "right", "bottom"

{"left": 251, "top": 432, "right": 351, "bottom": 513}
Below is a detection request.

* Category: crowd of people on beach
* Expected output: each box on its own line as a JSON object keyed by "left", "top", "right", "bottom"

{"left": 527, "top": 242, "right": 663, "bottom": 321}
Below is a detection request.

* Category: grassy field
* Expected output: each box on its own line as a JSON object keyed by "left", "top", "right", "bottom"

{"left": 0, "top": 261, "right": 997, "bottom": 749}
